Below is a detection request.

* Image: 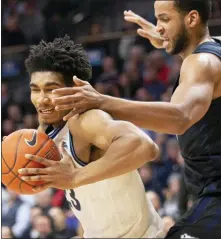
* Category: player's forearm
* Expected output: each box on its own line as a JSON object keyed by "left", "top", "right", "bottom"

{"left": 73, "top": 135, "right": 158, "bottom": 187}
{"left": 100, "top": 95, "right": 188, "bottom": 134}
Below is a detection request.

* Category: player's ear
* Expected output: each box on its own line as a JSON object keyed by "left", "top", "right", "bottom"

{"left": 186, "top": 10, "right": 199, "bottom": 28}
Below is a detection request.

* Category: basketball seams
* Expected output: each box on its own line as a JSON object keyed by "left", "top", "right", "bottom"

{"left": 2, "top": 132, "right": 25, "bottom": 174}
{"left": 1, "top": 153, "right": 9, "bottom": 174}
{"left": 5, "top": 137, "right": 49, "bottom": 189}
{"left": 19, "top": 177, "right": 36, "bottom": 194}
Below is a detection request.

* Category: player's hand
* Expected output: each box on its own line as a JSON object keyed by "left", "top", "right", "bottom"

{"left": 52, "top": 76, "right": 103, "bottom": 121}
{"left": 18, "top": 142, "right": 79, "bottom": 191}
{"left": 124, "top": 10, "right": 164, "bottom": 49}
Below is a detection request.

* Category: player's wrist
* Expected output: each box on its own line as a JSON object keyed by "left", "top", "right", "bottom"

{"left": 71, "top": 168, "right": 83, "bottom": 189}
{"left": 99, "top": 94, "right": 109, "bottom": 111}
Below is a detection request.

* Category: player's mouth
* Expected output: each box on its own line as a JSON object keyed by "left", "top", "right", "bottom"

{"left": 39, "top": 108, "right": 54, "bottom": 114}
{"left": 163, "top": 38, "right": 169, "bottom": 48}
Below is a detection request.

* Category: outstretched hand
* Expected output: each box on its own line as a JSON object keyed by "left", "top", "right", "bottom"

{"left": 52, "top": 76, "right": 102, "bottom": 121}
{"left": 124, "top": 10, "right": 164, "bottom": 49}
{"left": 18, "top": 142, "right": 79, "bottom": 191}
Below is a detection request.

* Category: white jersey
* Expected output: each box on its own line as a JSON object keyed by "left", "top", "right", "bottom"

{"left": 48, "top": 124, "right": 165, "bottom": 238}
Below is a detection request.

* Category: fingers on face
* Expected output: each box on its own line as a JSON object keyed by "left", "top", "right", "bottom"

{"left": 63, "top": 111, "right": 76, "bottom": 121}
{"left": 53, "top": 93, "right": 83, "bottom": 108}
{"left": 55, "top": 104, "right": 76, "bottom": 111}
{"left": 64, "top": 107, "right": 84, "bottom": 120}
{"left": 53, "top": 95, "right": 75, "bottom": 105}
{"left": 54, "top": 93, "right": 83, "bottom": 111}
{"left": 52, "top": 87, "right": 82, "bottom": 96}
{"left": 66, "top": 104, "right": 84, "bottom": 116}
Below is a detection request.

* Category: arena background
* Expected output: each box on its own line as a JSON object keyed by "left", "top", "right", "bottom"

{"left": 2, "top": 0, "right": 221, "bottom": 238}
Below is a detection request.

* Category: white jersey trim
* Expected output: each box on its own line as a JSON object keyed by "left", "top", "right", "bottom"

{"left": 68, "top": 131, "right": 88, "bottom": 167}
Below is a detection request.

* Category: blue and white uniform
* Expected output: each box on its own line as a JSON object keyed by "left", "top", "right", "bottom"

{"left": 47, "top": 123, "right": 164, "bottom": 238}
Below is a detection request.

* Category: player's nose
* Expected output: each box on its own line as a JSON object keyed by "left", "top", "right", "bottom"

{"left": 36, "top": 91, "right": 50, "bottom": 105}
{"left": 156, "top": 22, "right": 164, "bottom": 34}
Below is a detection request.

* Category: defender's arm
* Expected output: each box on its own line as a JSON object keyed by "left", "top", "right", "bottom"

{"left": 53, "top": 54, "right": 218, "bottom": 135}
{"left": 98, "top": 53, "right": 218, "bottom": 134}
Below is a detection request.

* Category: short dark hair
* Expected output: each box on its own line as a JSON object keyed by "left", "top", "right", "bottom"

{"left": 25, "top": 35, "right": 92, "bottom": 86}
{"left": 174, "top": 0, "right": 212, "bottom": 24}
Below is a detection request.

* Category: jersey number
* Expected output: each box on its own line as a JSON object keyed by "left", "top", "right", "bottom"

{"left": 66, "top": 189, "right": 81, "bottom": 211}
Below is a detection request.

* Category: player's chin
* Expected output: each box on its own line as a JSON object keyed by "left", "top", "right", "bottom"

{"left": 39, "top": 115, "right": 61, "bottom": 125}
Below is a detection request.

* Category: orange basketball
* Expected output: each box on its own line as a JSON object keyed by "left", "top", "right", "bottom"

{"left": 2, "top": 129, "right": 61, "bottom": 195}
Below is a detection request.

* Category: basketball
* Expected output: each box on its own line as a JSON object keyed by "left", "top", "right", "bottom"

{"left": 2, "top": 129, "right": 61, "bottom": 195}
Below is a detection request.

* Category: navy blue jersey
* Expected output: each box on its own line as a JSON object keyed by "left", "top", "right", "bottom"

{"left": 173, "top": 39, "right": 221, "bottom": 197}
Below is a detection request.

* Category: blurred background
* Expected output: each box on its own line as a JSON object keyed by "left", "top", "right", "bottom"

{"left": 2, "top": 0, "right": 221, "bottom": 238}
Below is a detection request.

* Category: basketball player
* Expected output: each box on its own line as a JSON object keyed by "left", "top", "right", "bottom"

{"left": 18, "top": 35, "right": 165, "bottom": 238}
{"left": 50, "top": 1, "right": 221, "bottom": 238}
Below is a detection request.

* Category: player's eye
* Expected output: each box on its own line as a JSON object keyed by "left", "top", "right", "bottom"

{"left": 45, "top": 88, "right": 55, "bottom": 93}
{"left": 158, "top": 16, "right": 169, "bottom": 22}
{"left": 31, "top": 88, "right": 40, "bottom": 92}
{"left": 162, "top": 17, "right": 169, "bottom": 22}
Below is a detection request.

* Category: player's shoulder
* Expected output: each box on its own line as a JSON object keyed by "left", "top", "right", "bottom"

{"left": 182, "top": 52, "right": 220, "bottom": 72}
{"left": 180, "top": 52, "right": 220, "bottom": 83}
{"left": 68, "top": 110, "right": 112, "bottom": 135}
{"left": 75, "top": 110, "right": 112, "bottom": 127}
{"left": 79, "top": 109, "right": 112, "bottom": 121}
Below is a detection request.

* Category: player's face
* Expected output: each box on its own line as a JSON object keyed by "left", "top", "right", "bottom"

{"left": 154, "top": 1, "right": 190, "bottom": 55}
{"left": 30, "top": 72, "right": 69, "bottom": 126}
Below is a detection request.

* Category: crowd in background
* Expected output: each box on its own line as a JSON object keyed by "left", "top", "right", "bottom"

{"left": 2, "top": 0, "right": 221, "bottom": 238}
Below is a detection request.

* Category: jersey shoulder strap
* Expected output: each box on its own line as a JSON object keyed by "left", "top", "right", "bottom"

{"left": 193, "top": 38, "right": 221, "bottom": 59}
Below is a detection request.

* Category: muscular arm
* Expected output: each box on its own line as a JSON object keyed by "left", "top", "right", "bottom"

{"left": 99, "top": 54, "right": 218, "bottom": 134}
{"left": 69, "top": 110, "right": 159, "bottom": 187}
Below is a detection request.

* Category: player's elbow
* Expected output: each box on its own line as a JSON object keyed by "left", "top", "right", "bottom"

{"left": 133, "top": 135, "right": 159, "bottom": 163}
{"left": 176, "top": 123, "right": 189, "bottom": 135}
{"left": 173, "top": 106, "right": 192, "bottom": 135}
{"left": 143, "top": 140, "right": 159, "bottom": 162}
{"left": 175, "top": 115, "right": 191, "bottom": 135}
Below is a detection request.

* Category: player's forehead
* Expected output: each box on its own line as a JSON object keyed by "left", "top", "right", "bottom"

{"left": 30, "top": 71, "right": 65, "bottom": 88}
{"left": 154, "top": 0, "right": 177, "bottom": 18}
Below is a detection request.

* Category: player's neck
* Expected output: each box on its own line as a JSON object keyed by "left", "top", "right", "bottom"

{"left": 52, "top": 120, "right": 66, "bottom": 129}
{"left": 179, "top": 27, "right": 212, "bottom": 59}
